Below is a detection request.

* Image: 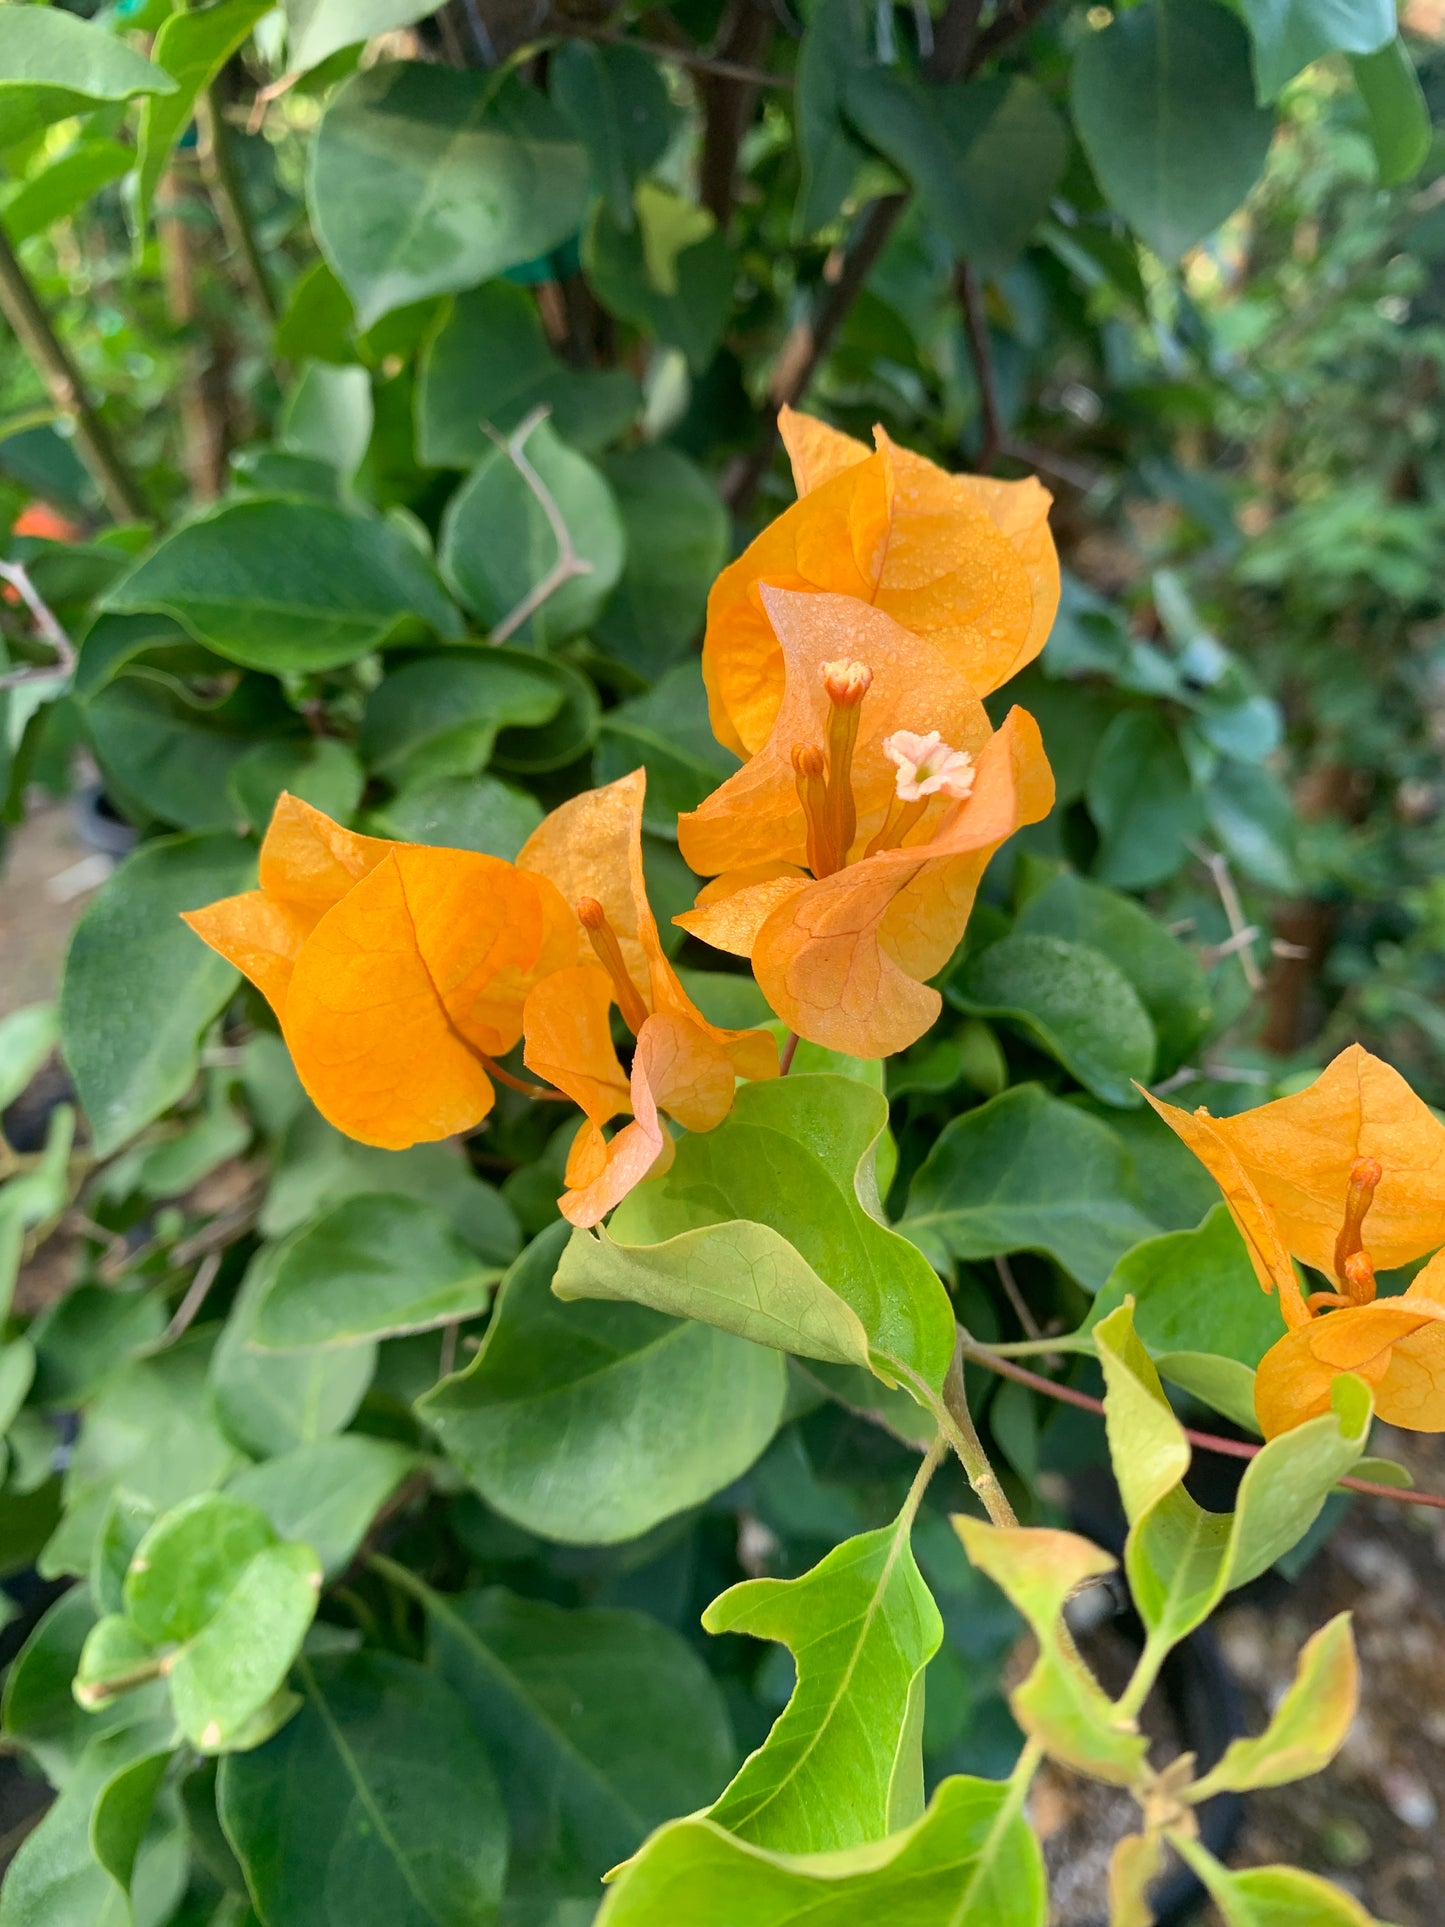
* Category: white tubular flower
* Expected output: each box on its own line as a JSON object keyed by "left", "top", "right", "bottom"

{"left": 883, "top": 730, "right": 976, "bottom": 803}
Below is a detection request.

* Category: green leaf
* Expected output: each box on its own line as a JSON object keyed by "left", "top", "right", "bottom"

{"left": 361, "top": 650, "right": 564, "bottom": 784}
{"left": 955, "top": 1517, "right": 1148, "bottom": 1783}
{"left": 228, "top": 1436, "right": 417, "bottom": 1579}
{"left": 83, "top": 670, "right": 301, "bottom": 831}
{"left": 705, "top": 1504, "right": 942, "bottom": 1851}
{"left": 228, "top": 735, "right": 366, "bottom": 835}
{"left": 1188, "top": 1613, "right": 1357, "bottom": 1799}
{"left": 418, "top": 1221, "right": 787, "bottom": 1544}
{"left": 1070, "top": 0, "right": 1276, "bottom": 260}
{"left": 584, "top": 194, "right": 734, "bottom": 374}
{"left": 422, "top": 1583, "right": 736, "bottom": 1895}
{"left": 2, "top": 141, "right": 132, "bottom": 247}
{"left": 59, "top": 833, "right": 255, "bottom": 1157}
{"left": 440, "top": 421, "right": 625, "bottom": 647}
{"left": 550, "top": 43, "right": 676, "bottom": 228}
{"left": 1169, "top": 1834, "right": 1387, "bottom": 1926}
{"left": 1350, "top": 39, "right": 1431, "bottom": 187}
{"left": 794, "top": 0, "right": 872, "bottom": 234}
{"left": 846, "top": 74, "right": 1067, "bottom": 276}
{"left": 105, "top": 500, "right": 461, "bottom": 674}
{"left": 0, "top": 1720, "right": 180, "bottom": 1927}
{"left": 902, "top": 1085, "right": 1160, "bottom": 1293}
{"left": 125, "top": 1493, "right": 277, "bottom": 1646}
{"left": 88, "top": 1744, "right": 173, "bottom": 1902}
{"left": 74, "top": 1612, "right": 159, "bottom": 1712}
{"left": 1087, "top": 710, "right": 1206, "bottom": 889}
{"left": 254, "top": 1195, "right": 502, "bottom": 1348}
{"left": 218, "top": 1653, "right": 508, "bottom": 1926}
{"left": 1087, "top": 1205, "right": 1286, "bottom": 1369}
{"left": 609, "top": 1075, "right": 957, "bottom": 1396}
{"left": 1235, "top": 0, "right": 1393, "bottom": 97}
{"left": 417, "top": 283, "right": 640, "bottom": 468}
{"left": 555, "top": 1218, "right": 872, "bottom": 1370}
{"left": 283, "top": 0, "right": 439, "bottom": 72}
{"left": 209, "top": 1244, "right": 376, "bottom": 1461}
{"left": 371, "top": 773, "right": 542, "bottom": 858}
{"left": 0, "top": 1002, "right": 57, "bottom": 1111}
{"left": 167, "top": 1540, "right": 320, "bottom": 1753}
{"left": 953, "top": 932, "right": 1156, "bottom": 1108}
{"left": 593, "top": 449, "right": 729, "bottom": 679}
{"left": 3, "top": 1589, "right": 166, "bottom": 1787}
{"left": 311, "top": 64, "right": 589, "bottom": 330}
{"left": 592, "top": 662, "right": 738, "bottom": 832}
{"left": 135, "top": 0, "right": 273, "bottom": 234}
{"left": 279, "top": 362, "right": 374, "bottom": 481}
{"left": 1013, "top": 871, "right": 1211, "bottom": 1075}
{"left": 1203, "top": 757, "right": 1299, "bottom": 892}
{"left": 0, "top": 9, "right": 175, "bottom": 148}
{"left": 1094, "top": 1303, "right": 1370, "bottom": 1660}
{"left": 596, "top": 1772, "right": 1046, "bottom": 1925}
{"left": 490, "top": 655, "right": 601, "bottom": 774}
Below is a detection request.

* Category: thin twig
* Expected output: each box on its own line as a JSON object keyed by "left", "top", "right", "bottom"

{"left": 961, "top": 1338, "right": 1445, "bottom": 1513}
{"left": 477, "top": 1052, "right": 570, "bottom": 1102}
{"left": 957, "top": 263, "right": 1003, "bottom": 474}
{"left": 1198, "top": 924, "right": 1262, "bottom": 969}
{"left": 558, "top": 19, "right": 792, "bottom": 88}
{"left": 483, "top": 406, "right": 593, "bottom": 645}
{"left": 0, "top": 226, "right": 151, "bottom": 523}
{"left": 136, "top": 1251, "right": 223, "bottom": 1355}
{"left": 698, "top": 0, "right": 776, "bottom": 226}
{"left": 779, "top": 1031, "right": 801, "bottom": 1075}
{"left": 993, "top": 1253, "right": 1041, "bottom": 1340}
{"left": 198, "top": 89, "right": 278, "bottom": 326}
{"left": 1190, "top": 841, "right": 1264, "bottom": 992}
{"left": 0, "top": 561, "right": 75, "bottom": 690}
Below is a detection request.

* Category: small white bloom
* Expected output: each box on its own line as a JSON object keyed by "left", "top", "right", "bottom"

{"left": 883, "top": 730, "right": 976, "bottom": 802}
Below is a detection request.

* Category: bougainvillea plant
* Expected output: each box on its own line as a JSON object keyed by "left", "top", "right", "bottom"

{"left": 0, "top": 3, "right": 1438, "bottom": 1925}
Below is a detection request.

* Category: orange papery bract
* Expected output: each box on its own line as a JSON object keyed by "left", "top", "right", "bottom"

{"left": 181, "top": 793, "right": 575, "bottom": 1149}
{"left": 518, "top": 769, "right": 778, "bottom": 1227}
{"left": 701, "top": 405, "right": 1059, "bottom": 758}
{"left": 1147, "top": 1045, "right": 1445, "bottom": 1436}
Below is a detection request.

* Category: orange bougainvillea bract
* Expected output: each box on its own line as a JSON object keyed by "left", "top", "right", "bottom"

{"left": 519, "top": 768, "right": 777, "bottom": 1227}
{"left": 1146, "top": 1045, "right": 1445, "bottom": 1436}
{"left": 181, "top": 793, "right": 575, "bottom": 1149}
{"left": 701, "top": 406, "right": 1059, "bottom": 760}
{"left": 677, "top": 587, "right": 1055, "bottom": 1059}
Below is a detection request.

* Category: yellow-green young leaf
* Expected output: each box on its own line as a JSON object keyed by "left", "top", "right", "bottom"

{"left": 167, "top": 1540, "right": 321, "bottom": 1753}
{"left": 953, "top": 1519, "right": 1147, "bottom": 1784}
{"left": 1094, "top": 1304, "right": 1371, "bottom": 1655}
{"left": 1188, "top": 1614, "right": 1358, "bottom": 1800}
{"left": 703, "top": 1505, "right": 943, "bottom": 1852}
{"left": 1109, "top": 1830, "right": 1166, "bottom": 1927}
{"left": 1169, "top": 1832, "right": 1390, "bottom": 1925}
{"left": 555, "top": 1220, "right": 872, "bottom": 1370}
{"left": 597, "top": 1773, "right": 1047, "bottom": 1926}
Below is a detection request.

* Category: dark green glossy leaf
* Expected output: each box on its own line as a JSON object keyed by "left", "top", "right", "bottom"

{"left": 1087, "top": 710, "right": 1205, "bottom": 889}
{"left": 1350, "top": 39, "right": 1431, "bottom": 185}
{"left": 550, "top": 42, "right": 676, "bottom": 226}
{"left": 794, "top": 0, "right": 872, "bottom": 233}
{"left": 417, "top": 283, "right": 640, "bottom": 468}
{"left": 311, "top": 64, "right": 589, "bottom": 329}
{"left": 585, "top": 195, "right": 734, "bottom": 374}
{"left": 228, "top": 736, "right": 365, "bottom": 835}
{"left": 361, "top": 651, "right": 563, "bottom": 783}
{"left": 106, "top": 500, "right": 461, "bottom": 674}
{"left": 593, "top": 449, "right": 730, "bottom": 679}
{"left": 418, "top": 1222, "right": 787, "bottom": 1544}
{"left": 902, "top": 1085, "right": 1159, "bottom": 1293}
{"left": 219, "top": 1653, "right": 507, "bottom": 1926}
{"left": 1071, "top": 0, "right": 1275, "bottom": 259}
{"left": 593, "top": 662, "right": 738, "bottom": 833}
{"left": 369, "top": 773, "right": 542, "bottom": 858}
{"left": 255, "top": 1195, "right": 501, "bottom": 1348}
{"left": 60, "top": 834, "right": 255, "bottom": 1157}
{"left": 440, "top": 422, "right": 624, "bottom": 646}
{"left": 228, "top": 1436, "right": 417, "bottom": 1579}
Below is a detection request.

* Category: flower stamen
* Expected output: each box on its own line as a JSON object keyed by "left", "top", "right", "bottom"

{"left": 576, "top": 896, "right": 651, "bottom": 1035}
{"left": 793, "top": 743, "right": 837, "bottom": 878}
{"left": 1332, "top": 1155, "right": 1382, "bottom": 1306}
{"left": 820, "top": 659, "right": 871, "bottom": 868}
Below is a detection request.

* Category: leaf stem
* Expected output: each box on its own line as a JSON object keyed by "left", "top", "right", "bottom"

{"left": 0, "top": 559, "right": 76, "bottom": 690}
{"left": 938, "top": 1334, "right": 1018, "bottom": 1527}
{"left": 477, "top": 1053, "right": 570, "bottom": 1101}
{"left": 0, "top": 226, "right": 151, "bottom": 524}
{"left": 778, "top": 1031, "right": 800, "bottom": 1075}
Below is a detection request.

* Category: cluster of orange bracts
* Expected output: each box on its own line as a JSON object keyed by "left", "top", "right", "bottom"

{"left": 184, "top": 407, "right": 1060, "bottom": 1226}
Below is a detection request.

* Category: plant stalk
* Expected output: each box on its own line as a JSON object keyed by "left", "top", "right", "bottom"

{"left": 939, "top": 1334, "right": 1018, "bottom": 1527}
{"left": 0, "top": 225, "right": 151, "bottom": 523}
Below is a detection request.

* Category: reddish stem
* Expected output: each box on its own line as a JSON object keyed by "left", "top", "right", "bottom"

{"left": 963, "top": 1342, "right": 1445, "bottom": 1513}
{"left": 779, "top": 1032, "right": 801, "bottom": 1076}
{"left": 478, "top": 1055, "right": 570, "bottom": 1102}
